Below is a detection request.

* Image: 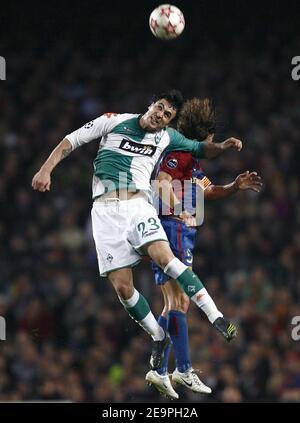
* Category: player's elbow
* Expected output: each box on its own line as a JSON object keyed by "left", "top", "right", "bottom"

{"left": 204, "top": 186, "right": 217, "bottom": 200}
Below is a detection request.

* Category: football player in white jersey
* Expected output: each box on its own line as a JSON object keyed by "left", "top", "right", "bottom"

{"left": 32, "top": 90, "right": 242, "bottom": 373}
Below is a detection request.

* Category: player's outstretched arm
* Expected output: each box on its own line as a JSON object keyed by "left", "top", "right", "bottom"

{"left": 31, "top": 138, "right": 72, "bottom": 192}
{"left": 203, "top": 137, "right": 242, "bottom": 159}
{"left": 205, "top": 171, "right": 262, "bottom": 200}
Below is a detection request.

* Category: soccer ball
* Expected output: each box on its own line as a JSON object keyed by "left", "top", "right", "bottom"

{"left": 149, "top": 4, "right": 185, "bottom": 40}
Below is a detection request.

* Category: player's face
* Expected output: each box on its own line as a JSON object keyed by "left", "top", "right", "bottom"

{"left": 140, "top": 99, "right": 177, "bottom": 132}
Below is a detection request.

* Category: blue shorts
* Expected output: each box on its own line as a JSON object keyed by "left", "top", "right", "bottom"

{"left": 152, "top": 217, "right": 197, "bottom": 285}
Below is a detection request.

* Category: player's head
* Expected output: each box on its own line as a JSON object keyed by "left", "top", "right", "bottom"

{"left": 177, "top": 98, "right": 216, "bottom": 142}
{"left": 140, "top": 89, "right": 184, "bottom": 132}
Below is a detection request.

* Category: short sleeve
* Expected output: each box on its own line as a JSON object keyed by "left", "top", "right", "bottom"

{"left": 159, "top": 152, "right": 193, "bottom": 180}
{"left": 65, "top": 113, "right": 120, "bottom": 150}
{"left": 166, "top": 127, "right": 206, "bottom": 158}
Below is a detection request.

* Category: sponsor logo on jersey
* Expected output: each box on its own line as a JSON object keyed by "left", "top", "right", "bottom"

{"left": 166, "top": 158, "right": 178, "bottom": 169}
{"left": 144, "top": 230, "right": 159, "bottom": 238}
{"left": 119, "top": 139, "right": 156, "bottom": 156}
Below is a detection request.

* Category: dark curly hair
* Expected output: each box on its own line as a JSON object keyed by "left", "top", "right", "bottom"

{"left": 151, "top": 89, "right": 184, "bottom": 113}
{"left": 177, "top": 98, "right": 216, "bottom": 140}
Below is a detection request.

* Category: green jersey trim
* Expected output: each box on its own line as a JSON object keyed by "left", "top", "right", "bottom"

{"left": 100, "top": 259, "right": 142, "bottom": 277}
{"left": 111, "top": 116, "right": 147, "bottom": 142}
{"left": 134, "top": 239, "right": 169, "bottom": 255}
{"left": 94, "top": 149, "right": 136, "bottom": 192}
{"left": 166, "top": 127, "right": 206, "bottom": 158}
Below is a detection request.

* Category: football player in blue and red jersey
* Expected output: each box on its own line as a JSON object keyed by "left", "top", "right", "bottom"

{"left": 146, "top": 98, "right": 262, "bottom": 399}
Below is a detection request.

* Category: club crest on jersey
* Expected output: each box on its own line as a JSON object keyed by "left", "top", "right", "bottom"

{"left": 106, "top": 253, "right": 113, "bottom": 263}
{"left": 166, "top": 158, "right": 178, "bottom": 169}
{"left": 154, "top": 133, "right": 163, "bottom": 144}
{"left": 188, "top": 285, "right": 196, "bottom": 293}
{"left": 120, "top": 139, "right": 156, "bottom": 156}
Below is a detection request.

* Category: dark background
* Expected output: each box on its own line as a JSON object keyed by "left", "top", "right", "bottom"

{"left": 0, "top": 0, "right": 300, "bottom": 402}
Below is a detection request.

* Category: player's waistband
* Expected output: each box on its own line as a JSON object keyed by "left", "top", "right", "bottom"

{"left": 93, "top": 189, "right": 147, "bottom": 203}
{"left": 159, "top": 215, "right": 197, "bottom": 228}
{"left": 159, "top": 215, "right": 182, "bottom": 222}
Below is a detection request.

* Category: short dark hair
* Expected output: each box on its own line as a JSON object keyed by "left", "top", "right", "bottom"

{"left": 177, "top": 98, "right": 217, "bottom": 140}
{"left": 152, "top": 89, "right": 184, "bottom": 113}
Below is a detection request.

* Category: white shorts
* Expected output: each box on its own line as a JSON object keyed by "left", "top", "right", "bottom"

{"left": 91, "top": 197, "right": 168, "bottom": 276}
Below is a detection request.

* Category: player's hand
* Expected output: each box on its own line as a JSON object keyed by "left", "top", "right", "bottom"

{"left": 235, "top": 171, "right": 263, "bottom": 192}
{"left": 32, "top": 169, "right": 51, "bottom": 192}
{"left": 179, "top": 210, "right": 197, "bottom": 227}
{"left": 221, "top": 138, "right": 243, "bottom": 152}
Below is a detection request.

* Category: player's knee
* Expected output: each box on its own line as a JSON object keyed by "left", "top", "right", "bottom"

{"left": 148, "top": 242, "right": 175, "bottom": 269}
{"left": 180, "top": 293, "right": 190, "bottom": 313}
{"left": 170, "top": 292, "right": 189, "bottom": 313}
{"left": 156, "top": 253, "right": 175, "bottom": 270}
{"left": 109, "top": 276, "right": 133, "bottom": 300}
{"left": 116, "top": 283, "right": 133, "bottom": 300}
{"left": 162, "top": 304, "right": 169, "bottom": 315}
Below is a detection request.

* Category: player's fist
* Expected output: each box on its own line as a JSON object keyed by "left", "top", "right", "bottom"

{"left": 32, "top": 169, "right": 51, "bottom": 192}
{"left": 179, "top": 210, "right": 196, "bottom": 227}
{"left": 222, "top": 138, "right": 243, "bottom": 152}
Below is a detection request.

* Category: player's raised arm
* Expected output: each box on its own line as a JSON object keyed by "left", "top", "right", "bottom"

{"left": 31, "top": 113, "right": 121, "bottom": 193}
{"left": 202, "top": 137, "right": 243, "bottom": 159}
{"left": 166, "top": 128, "right": 242, "bottom": 160}
{"left": 32, "top": 138, "right": 72, "bottom": 192}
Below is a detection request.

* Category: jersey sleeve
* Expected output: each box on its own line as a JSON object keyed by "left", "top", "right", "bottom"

{"left": 65, "top": 113, "right": 120, "bottom": 150}
{"left": 166, "top": 127, "right": 206, "bottom": 158}
{"left": 159, "top": 152, "right": 192, "bottom": 180}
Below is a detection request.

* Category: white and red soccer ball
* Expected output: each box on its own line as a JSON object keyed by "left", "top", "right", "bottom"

{"left": 149, "top": 4, "right": 185, "bottom": 40}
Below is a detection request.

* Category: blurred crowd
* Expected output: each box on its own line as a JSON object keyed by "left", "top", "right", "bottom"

{"left": 1, "top": 2, "right": 300, "bottom": 402}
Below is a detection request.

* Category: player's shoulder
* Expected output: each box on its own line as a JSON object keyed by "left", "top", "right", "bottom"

{"left": 164, "top": 150, "right": 192, "bottom": 162}
{"left": 93, "top": 112, "right": 139, "bottom": 132}
{"left": 102, "top": 112, "right": 139, "bottom": 122}
{"left": 166, "top": 126, "right": 180, "bottom": 138}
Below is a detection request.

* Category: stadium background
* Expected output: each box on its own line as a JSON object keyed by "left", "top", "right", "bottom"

{"left": 0, "top": 0, "right": 300, "bottom": 402}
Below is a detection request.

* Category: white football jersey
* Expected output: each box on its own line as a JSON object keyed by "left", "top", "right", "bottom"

{"left": 66, "top": 113, "right": 205, "bottom": 199}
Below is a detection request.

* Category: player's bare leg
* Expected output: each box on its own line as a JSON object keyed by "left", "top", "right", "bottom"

{"left": 108, "top": 267, "right": 170, "bottom": 369}
{"left": 147, "top": 240, "right": 237, "bottom": 341}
